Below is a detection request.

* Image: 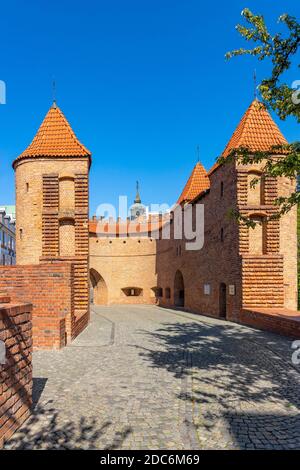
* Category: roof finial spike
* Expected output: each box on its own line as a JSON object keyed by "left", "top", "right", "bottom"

{"left": 253, "top": 69, "right": 257, "bottom": 100}
{"left": 52, "top": 78, "right": 57, "bottom": 108}
{"left": 134, "top": 180, "right": 141, "bottom": 204}
{"left": 196, "top": 145, "right": 200, "bottom": 163}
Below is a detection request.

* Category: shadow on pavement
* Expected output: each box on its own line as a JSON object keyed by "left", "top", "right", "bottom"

{"left": 133, "top": 318, "right": 300, "bottom": 449}
{"left": 4, "top": 400, "right": 132, "bottom": 450}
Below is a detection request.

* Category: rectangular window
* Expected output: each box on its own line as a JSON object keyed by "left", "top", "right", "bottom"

{"left": 204, "top": 284, "right": 211, "bottom": 295}
{"left": 165, "top": 287, "right": 171, "bottom": 299}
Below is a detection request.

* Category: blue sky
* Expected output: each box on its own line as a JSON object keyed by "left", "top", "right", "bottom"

{"left": 0, "top": 0, "right": 299, "bottom": 215}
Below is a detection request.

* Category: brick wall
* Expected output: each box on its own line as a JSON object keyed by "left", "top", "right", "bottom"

{"left": 90, "top": 235, "right": 158, "bottom": 305}
{"left": 279, "top": 177, "right": 298, "bottom": 310}
{"left": 40, "top": 257, "right": 89, "bottom": 341}
{"left": 0, "top": 294, "right": 32, "bottom": 447}
{"left": 240, "top": 308, "right": 300, "bottom": 338}
{"left": 156, "top": 157, "right": 297, "bottom": 326}
{"left": 157, "top": 159, "right": 243, "bottom": 321}
{"left": 237, "top": 163, "right": 297, "bottom": 311}
{"left": 0, "top": 263, "right": 75, "bottom": 349}
{"left": 242, "top": 255, "right": 284, "bottom": 308}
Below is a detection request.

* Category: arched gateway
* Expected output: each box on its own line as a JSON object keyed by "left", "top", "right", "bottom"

{"left": 174, "top": 270, "right": 185, "bottom": 307}
{"left": 90, "top": 268, "right": 108, "bottom": 305}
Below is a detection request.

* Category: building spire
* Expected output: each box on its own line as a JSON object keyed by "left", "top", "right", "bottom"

{"left": 253, "top": 69, "right": 257, "bottom": 100}
{"left": 134, "top": 180, "right": 141, "bottom": 204}
{"left": 196, "top": 144, "right": 200, "bottom": 163}
{"left": 52, "top": 78, "right": 57, "bottom": 108}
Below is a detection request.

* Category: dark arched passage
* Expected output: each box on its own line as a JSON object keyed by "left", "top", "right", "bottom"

{"left": 219, "top": 283, "right": 227, "bottom": 318}
{"left": 174, "top": 270, "right": 185, "bottom": 307}
{"left": 90, "top": 268, "right": 108, "bottom": 305}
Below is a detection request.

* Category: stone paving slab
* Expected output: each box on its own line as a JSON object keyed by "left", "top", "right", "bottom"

{"left": 4, "top": 305, "right": 300, "bottom": 450}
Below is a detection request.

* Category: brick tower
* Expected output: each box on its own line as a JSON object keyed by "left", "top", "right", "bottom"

{"left": 13, "top": 101, "right": 91, "bottom": 340}
{"left": 218, "top": 99, "right": 297, "bottom": 311}
{"left": 157, "top": 98, "right": 297, "bottom": 329}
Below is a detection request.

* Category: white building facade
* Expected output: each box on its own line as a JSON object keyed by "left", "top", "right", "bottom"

{"left": 0, "top": 207, "right": 16, "bottom": 265}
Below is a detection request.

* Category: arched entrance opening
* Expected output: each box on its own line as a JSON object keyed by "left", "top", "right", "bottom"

{"left": 90, "top": 268, "right": 108, "bottom": 305}
{"left": 174, "top": 270, "right": 185, "bottom": 307}
{"left": 219, "top": 283, "right": 227, "bottom": 318}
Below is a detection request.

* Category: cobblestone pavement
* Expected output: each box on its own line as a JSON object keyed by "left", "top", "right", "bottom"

{"left": 5, "top": 305, "right": 300, "bottom": 450}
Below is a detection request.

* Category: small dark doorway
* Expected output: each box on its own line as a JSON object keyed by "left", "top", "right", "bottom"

{"left": 219, "top": 283, "right": 227, "bottom": 318}
{"left": 174, "top": 270, "right": 185, "bottom": 307}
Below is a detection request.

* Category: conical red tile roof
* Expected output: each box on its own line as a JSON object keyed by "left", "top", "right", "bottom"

{"left": 177, "top": 162, "right": 210, "bottom": 204}
{"left": 223, "top": 99, "right": 287, "bottom": 156}
{"left": 13, "top": 102, "right": 91, "bottom": 167}
{"left": 209, "top": 99, "right": 287, "bottom": 175}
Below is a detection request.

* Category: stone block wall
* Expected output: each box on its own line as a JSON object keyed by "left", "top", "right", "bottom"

{"left": 0, "top": 294, "right": 32, "bottom": 447}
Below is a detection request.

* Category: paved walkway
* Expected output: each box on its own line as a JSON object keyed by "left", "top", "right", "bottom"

{"left": 5, "top": 305, "right": 300, "bottom": 449}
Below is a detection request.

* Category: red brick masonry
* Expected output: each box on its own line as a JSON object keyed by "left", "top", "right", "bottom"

{"left": 241, "top": 308, "right": 300, "bottom": 338}
{"left": 0, "top": 294, "right": 32, "bottom": 448}
{"left": 0, "top": 263, "right": 79, "bottom": 349}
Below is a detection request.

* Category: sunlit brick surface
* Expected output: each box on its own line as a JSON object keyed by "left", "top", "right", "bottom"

{"left": 0, "top": 296, "right": 32, "bottom": 448}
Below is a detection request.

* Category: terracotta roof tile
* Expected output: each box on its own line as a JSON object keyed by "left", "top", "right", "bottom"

{"left": 208, "top": 99, "right": 287, "bottom": 175}
{"left": 177, "top": 162, "right": 210, "bottom": 204}
{"left": 13, "top": 102, "right": 91, "bottom": 166}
